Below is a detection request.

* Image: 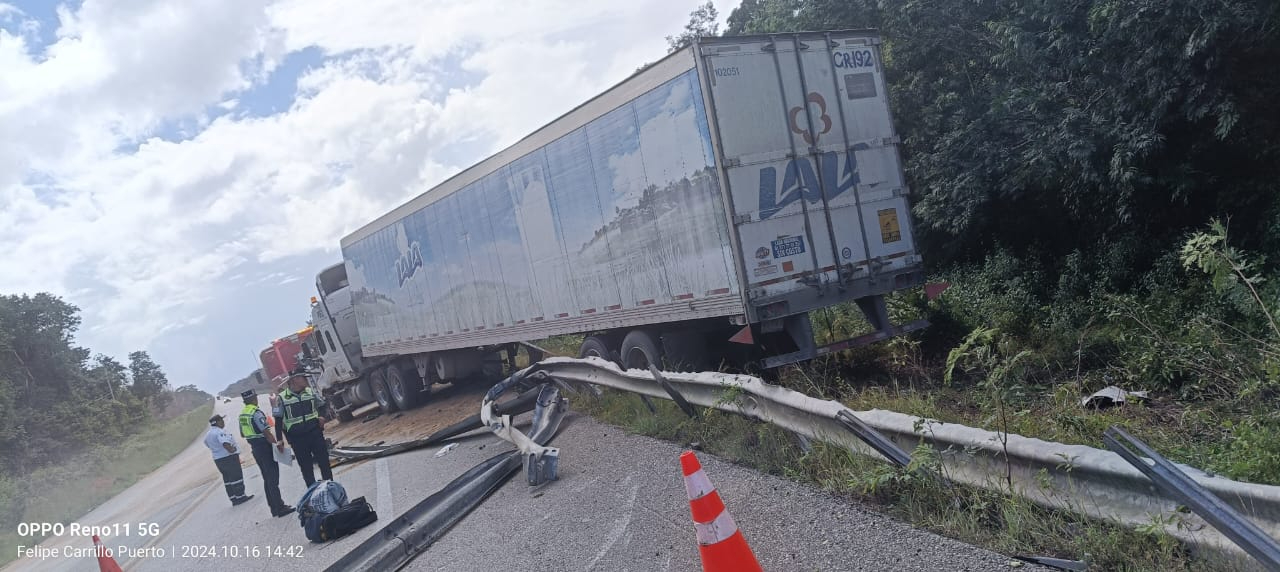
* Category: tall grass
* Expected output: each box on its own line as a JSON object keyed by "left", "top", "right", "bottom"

{"left": 0, "top": 401, "right": 213, "bottom": 566}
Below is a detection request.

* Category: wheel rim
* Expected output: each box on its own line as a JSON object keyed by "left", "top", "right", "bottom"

{"left": 374, "top": 376, "right": 391, "bottom": 406}
{"left": 388, "top": 371, "right": 405, "bottom": 402}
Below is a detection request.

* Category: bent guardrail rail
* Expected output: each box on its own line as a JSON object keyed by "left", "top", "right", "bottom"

{"left": 530, "top": 357, "right": 1280, "bottom": 569}
{"left": 326, "top": 384, "right": 568, "bottom": 572}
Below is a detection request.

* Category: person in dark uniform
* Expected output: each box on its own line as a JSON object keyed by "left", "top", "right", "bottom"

{"left": 274, "top": 372, "right": 333, "bottom": 487}
{"left": 238, "top": 389, "right": 295, "bottom": 517}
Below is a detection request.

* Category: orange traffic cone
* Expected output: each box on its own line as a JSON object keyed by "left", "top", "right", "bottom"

{"left": 92, "top": 535, "right": 123, "bottom": 572}
{"left": 680, "top": 451, "right": 763, "bottom": 572}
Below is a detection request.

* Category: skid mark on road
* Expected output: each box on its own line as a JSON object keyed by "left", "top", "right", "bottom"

{"left": 585, "top": 476, "right": 639, "bottom": 571}
{"left": 376, "top": 458, "right": 393, "bottom": 518}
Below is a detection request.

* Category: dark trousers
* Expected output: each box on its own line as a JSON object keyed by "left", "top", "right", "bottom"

{"left": 288, "top": 427, "right": 332, "bottom": 486}
{"left": 213, "top": 455, "right": 248, "bottom": 503}
{"left": 248, "top": 439, "right": 286, "bottom": 513}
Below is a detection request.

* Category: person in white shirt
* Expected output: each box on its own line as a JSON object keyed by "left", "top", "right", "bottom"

{"left": 204, "top": 414, "right": 254, "bottom": 506}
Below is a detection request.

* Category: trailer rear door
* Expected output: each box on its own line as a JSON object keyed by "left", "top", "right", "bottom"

{"left": 700, "top": 33, "right": 917, "bottom": 314}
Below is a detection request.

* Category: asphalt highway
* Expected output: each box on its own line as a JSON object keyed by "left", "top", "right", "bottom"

{"left": 6, "top": 397, "right": 1042, "bottom": 571}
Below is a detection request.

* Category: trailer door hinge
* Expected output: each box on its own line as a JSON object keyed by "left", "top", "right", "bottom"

{"left": 724, "top": 157, "right": 741, "bottom": 168}
{"left": 733, "top": 213, "right": 752, "bottom": 224}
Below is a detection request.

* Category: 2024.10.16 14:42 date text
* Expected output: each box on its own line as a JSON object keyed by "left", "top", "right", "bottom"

{"left": 179, "top": 545, "right": 304, "bottom": 559}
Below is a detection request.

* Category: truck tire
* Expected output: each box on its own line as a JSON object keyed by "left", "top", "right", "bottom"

{"left": 371, "top": 368, "right": 399, "bottom": 413}
{"left": 578, "top": 335, "right": 616, "bottom": 364}
{"left": 620, "top": 329, "right": 664, "bottom": 371}
{"left": 386, "top": 363, "right": 424, "bottom": 411}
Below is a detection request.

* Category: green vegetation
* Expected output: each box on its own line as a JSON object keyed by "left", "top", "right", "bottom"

{"left": 0, "top": 294, "right": 210, "bottom": 564}
{"left": 0, "top": 402, "right": 212, "bottom": 565}
{"left": 581, "top": 391, "right": 1241, "bottom": 571}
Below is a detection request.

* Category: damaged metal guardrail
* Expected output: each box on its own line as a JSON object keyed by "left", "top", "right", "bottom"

{"left": 481, "top": 371, "right": 562, "bottom": 486}
{"left": 1105, "top": 426, "right": 1280, "bottom": 571}
{"left": 325, "top": 383, "right": 567, "bottom": 572}
{"left": 528, "top": 357, "right": 1280, "bottom": 569}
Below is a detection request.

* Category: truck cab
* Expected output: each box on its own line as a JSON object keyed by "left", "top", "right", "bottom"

{"left": 258, "top": 326, "right": 317, "bottom": 389}
{"left": 309, "top": 263, "right": 362, "bottom": 388}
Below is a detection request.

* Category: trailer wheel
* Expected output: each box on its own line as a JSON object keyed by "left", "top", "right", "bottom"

{"left": 371, "top": 368, "right": 399, "bottom": 413}
{"left": 386, "top": 363, "right": 423, "bottom": 411}
{"left": 578, "top": 336, "right": 617, "bottom": 365}
{"left": 620, "top": 330, "right": 664, "bottom": 371}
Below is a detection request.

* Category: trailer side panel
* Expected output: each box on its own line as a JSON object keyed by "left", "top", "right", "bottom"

{"left": 342, "top": 52, "right": 742, "bottom": 356}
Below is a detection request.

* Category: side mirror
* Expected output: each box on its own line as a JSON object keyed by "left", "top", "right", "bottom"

{"left": 253, "top": 370, "right": 266, "bottom": 385}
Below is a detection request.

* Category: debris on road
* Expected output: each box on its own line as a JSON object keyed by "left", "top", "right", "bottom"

{"left": 434, "top": 443, "right": 458, "bottom": 458}
{"left": 1080, "top": 386, "right": 1150, "bottom": 409}
{"left": 328, "top": 388, "right": 541, "bottom": 467}
{"left": 325, "top": 381, "right": 567, "bottom": 572}
{"left": 1013, "top": 555, "right": 1089, "bottom": 570}
{"left": 482, "top": 372, "right": 562, "bottom": 486}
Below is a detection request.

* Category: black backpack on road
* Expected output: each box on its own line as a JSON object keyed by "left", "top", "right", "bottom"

{"left": 305, "top": 496, "right": 378, "bottom": 543}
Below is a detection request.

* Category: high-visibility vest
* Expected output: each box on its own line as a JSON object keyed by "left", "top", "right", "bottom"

{"left": 239, "top": 404, "right": 265, "bottom": 440}
{"left": 280, "top": 388, "right": 320, "bottom": 432}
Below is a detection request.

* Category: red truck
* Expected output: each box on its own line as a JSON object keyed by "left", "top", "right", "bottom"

{"left": 258, "top": 326, "right": 317, "bottom": 389}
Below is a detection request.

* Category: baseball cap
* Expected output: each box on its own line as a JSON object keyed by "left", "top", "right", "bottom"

{"left": 240, "top": 389, "right": 256, "bottom": 399}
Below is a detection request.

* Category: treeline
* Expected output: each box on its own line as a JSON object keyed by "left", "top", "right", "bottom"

{"left": 220, "top": 369, "right": 265, "bottom": 399}
{"left": 0, "top": 293, "right": 210, "bottom": 477}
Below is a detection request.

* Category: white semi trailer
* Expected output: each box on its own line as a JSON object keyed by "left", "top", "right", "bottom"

{"left": 303, "top": 31, "right": 928, "bottom": 418}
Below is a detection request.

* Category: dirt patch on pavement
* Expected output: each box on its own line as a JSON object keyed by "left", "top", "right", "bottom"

{"left": 325, "top": 381, "right": 492, "bottom": 447}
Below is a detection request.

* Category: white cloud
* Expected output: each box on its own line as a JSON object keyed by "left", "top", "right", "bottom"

{"left": 0, "top": 0, "right": 736, "bottom": 389}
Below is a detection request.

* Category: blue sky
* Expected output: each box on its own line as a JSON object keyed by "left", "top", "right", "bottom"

{"left": 0, "top": 0, "right": 733, "bottom": 393}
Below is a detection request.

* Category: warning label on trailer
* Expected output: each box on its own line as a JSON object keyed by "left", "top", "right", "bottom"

{"left": 771, "top": 236, "right": 806, "bottom": 258}
{"left": 878, "top": 209, "right": 902, "bottom": 243}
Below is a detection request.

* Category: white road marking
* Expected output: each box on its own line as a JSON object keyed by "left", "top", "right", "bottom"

{"left": 585, "top": 476, "right": 639, "bottom": 571}
{"left": 376, "top": 458, "right": 394, "bottom": 518}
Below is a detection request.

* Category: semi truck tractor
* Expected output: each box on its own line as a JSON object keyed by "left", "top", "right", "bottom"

{"left": 258, "top": 326, "right": 317, "bottom": 387}
{"left": 302, "top": 31, "right": 927, "bottom": 419}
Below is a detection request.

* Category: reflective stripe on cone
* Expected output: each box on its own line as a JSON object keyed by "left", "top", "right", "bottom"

{"left": 680, "top": 451, "right": 763, "bottom": 572}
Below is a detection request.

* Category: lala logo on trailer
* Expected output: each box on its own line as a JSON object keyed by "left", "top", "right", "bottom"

{"left": 393, "top": 224, "right": 423, "bottom": 288}
{"left": 757, "top": 91, "right": 867, "bottom": 220}
{"left": 789, "top": 92, "right": 831, "bottom": 146}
